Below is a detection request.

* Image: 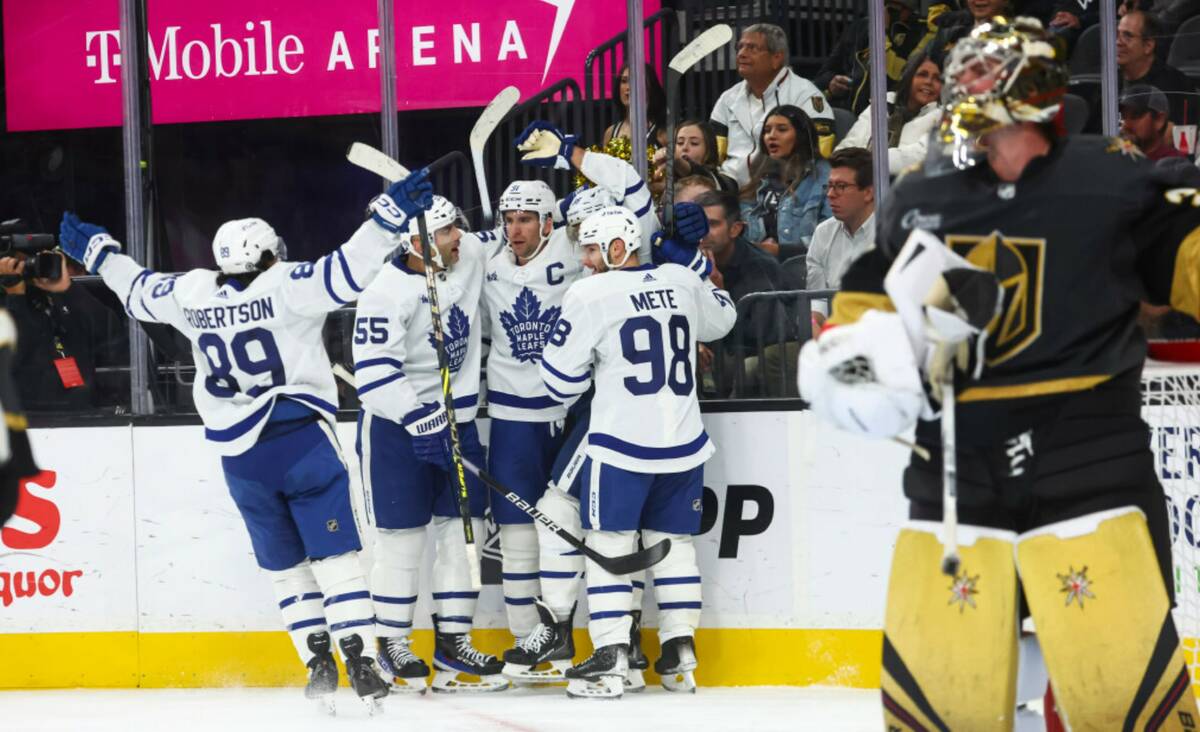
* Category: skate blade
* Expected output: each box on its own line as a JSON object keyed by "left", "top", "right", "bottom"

{"left": 310, "top": 693, "right": 337, "bottom": 716}
{"left": 387, "top": 677, "right": 429, "bottom": 695}
{"left": 359, "top": 694, "right": 385, "bottom": 716}
{"left": 502, "top": 660, "right": 570, "bottom": 685}
{"left": 566, "top": 675, "right": 624, "bottom": 699}
{"left": 624, "top": 668, "right": 646, "bottom": 693}
{"left": 431, "top": 670, "right": 511, "bottom": 693}
{"left": 660, "top": 670, "right": 697, "bottom": 693}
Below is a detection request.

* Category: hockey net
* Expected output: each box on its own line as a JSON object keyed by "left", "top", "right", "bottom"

{"left": 1143, "top": 353, "right": 1200, "bottom": 692}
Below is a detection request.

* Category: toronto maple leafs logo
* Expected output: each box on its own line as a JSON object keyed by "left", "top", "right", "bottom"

{"left": 430, "top": 304, "right": 471, "bottom": 373}
{"left": 499, "top": 287, "right": 560, "bottom": 363}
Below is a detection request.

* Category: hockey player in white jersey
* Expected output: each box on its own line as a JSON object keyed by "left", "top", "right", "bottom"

{"left": 56, "top": 168, "right": 435, "bottom": 712}
{"left": 538, "top": 206, "right": 736, "bottom": 698}
{"left": 352, "top": 195, "right": 507, "bottom": 694}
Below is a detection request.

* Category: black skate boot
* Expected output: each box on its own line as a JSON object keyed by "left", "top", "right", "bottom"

{"left": 625, "top": 610, "right": 648, "bottom": 692}
{"left": 432, "top": 625, "right": 509, "bottom": 693}
{"left": 502, "top": 600, "right": 575, "bottom": 684}
{"left": 338, "top": 634, "right": 389, "bottom": 713}
{"left": 304, "top": 632, "right": 339, "bottom": 715}
{"left": 654, "top": 636, "right": 698, "bottom": 693}
{"left": 377, "top": 636, "right": 430, "bottom": 694}
{"left": 565, "top": 643, "right": 628, "bottom": 699}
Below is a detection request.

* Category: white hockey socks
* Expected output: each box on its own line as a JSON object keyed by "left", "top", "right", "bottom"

{"left": 535, "top": 487, "right": 585, "bottom": 620}
{"left": 310, "top": 551, "right": 378, "bottom": 662}
{"left": 271, "top": 561, "right": 328, "bottom": 665}
{"left": 631, "top": 570, "right": 646, "bottom": 615}
{"left": 585, "top": 530, "right": 636, "bottom": 648}
{"left": 499, "top": 523, "right": 541, "bottom": 637}
{"left": 432, "top": 516, "right": 482, "bottom": 634}
{"left": 371, "top": 527, "right": 425, "bottom": 639}
{"left": 645, "top": 531, "right": 701, "bottom": 643}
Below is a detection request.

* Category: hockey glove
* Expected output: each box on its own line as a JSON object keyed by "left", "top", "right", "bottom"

{"left": 59, "top": 212, "right": 121, "bottom": 274}
{"left": 672, "top": 201, "right": 709, "bottom": 245}
{"left": 651, "top": 230, "right": 713, "bottom": 281}
{"left": 370, "top": 168, "right": 434, "bottom": 234}
{"left": 403, "top": 401, "right": 452, "bottom": 470}
{"left": 515, "top": 121, "right": 576, "bottom": 170}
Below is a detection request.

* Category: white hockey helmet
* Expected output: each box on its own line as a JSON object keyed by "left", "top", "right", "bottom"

{"left": 566, "top": 186, "right": 617, "bottom": 244}
{"left": 212, "top": 218, "right": 283, "bottom": 274}
{"left": 399, "top": 195, "right": 458, "bottom": 268}
{"left": 578, "top": 206, "right": 642, "bottom": 269}
{"left": 498, "top": 180, "right": 556, "bottom": 260}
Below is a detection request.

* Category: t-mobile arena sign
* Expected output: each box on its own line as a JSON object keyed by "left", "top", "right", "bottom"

{"left": 3, "top": 0, "right": 659, "bottom": 131}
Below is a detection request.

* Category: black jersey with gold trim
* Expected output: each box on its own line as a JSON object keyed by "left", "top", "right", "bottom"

{"left": 832, "top": 134, "right": 1200, "bottom": 442}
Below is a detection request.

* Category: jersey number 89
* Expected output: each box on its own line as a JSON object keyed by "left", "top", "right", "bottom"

{"left": 620, "top": 315, "right": 693, "bottom": 397}
{"left": 197, "top": 327, "right": 286, "bottom": 399}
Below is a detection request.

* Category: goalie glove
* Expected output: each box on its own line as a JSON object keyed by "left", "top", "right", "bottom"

{"left": 515, "top": 121, "right": 576, "bottom": 170}
{"left": 798, "top": 310, "right": 925, "bottom": 439}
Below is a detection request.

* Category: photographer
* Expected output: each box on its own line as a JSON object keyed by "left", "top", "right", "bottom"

{"left": 1, "top": 231, "right": 120, "bottom": 413}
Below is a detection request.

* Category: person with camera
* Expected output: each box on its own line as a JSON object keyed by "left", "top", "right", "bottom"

{"left": 0, "top": 230, "right": 115, "bottom": 413}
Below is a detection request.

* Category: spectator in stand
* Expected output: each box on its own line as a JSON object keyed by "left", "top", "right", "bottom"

{"left": 651, "top": 119, "right": 738, "bottom": 201}
{"left": 674, "top": 174, "right": 719, "bottom": 205}
{"left": 1119, "top": 85, "right": 1189, "bottom": 160}
{"left": 1045, "top": 0, "right": 1099, "bottom": 52}
{"left": 836, "top": 50, "right": 944, "bottom": 175}
{"left": 1117, "top": 10, "right": 1199, "bottom": 126}
{"left": 739, "top": 105, "right": 833, "bottom": 263}
{"left": 711, "top": 23, "right": 835, "bottom": 188}
{"left": 807, "top": 148, "right": 876, "bottom": 326}
{"left": 602, "top": 63, "right": 669, "bottom": 150}
{"left": 814, "top": 0, "right": 939, "bottom": 115}
{"left": 930, "top": 0, "right": 1011, "bottom": 56}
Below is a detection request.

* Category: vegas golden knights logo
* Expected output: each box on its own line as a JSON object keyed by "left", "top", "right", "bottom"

{"left": 946, "top": 231, "right": 1046, "bottom": 367}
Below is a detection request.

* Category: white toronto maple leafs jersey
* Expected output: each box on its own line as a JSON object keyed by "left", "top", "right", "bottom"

{"left": 552, "top": 151, "right": 660, "bottom": 250}
{"left": 352, "top": 233, "right": 486, "bottom": 424}
{"left": 95, "top": 220, "right": 402, "bottom": 456}
{"left": 540, "top": 263, "right": 736, "bottom": 473}
{"left": 482, "top": 229, "right": 584, "bottom": 422}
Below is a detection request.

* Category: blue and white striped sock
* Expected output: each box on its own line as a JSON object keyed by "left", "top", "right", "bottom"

{"left": 500, "top": 523, "right": 541, "bottom": 637}
{"left": 311, "top": 552, "right": 378, "bottom": 661}
{"left": 432, "top": 516, "right": 481, "bottom": 635}
{"left": 271, "top": 562, "right": 327, "bottom": 665}
{"left": 371, "top": 527, "right": 424, "bottom": 640}
{"left": 585, "top": 530, "right": 636, "bottom": 648}
{"left": 645, "top": 532, "right": 701, "bottom": 643}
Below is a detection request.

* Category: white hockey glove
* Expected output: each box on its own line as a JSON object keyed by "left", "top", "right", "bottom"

{"left": 798, "top": 310, "right": 925, "bottom": 440}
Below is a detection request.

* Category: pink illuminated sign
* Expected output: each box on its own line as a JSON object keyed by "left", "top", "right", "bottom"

{"left": 3, "top": 0, "right": 659, "bottom": 131}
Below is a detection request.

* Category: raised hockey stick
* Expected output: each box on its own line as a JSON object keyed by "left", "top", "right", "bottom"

{"left": 346, "top": 143, "right": 467, "bottom": 183}
{"left": 469, "top": 86, "right": 520, "bottom": 230}
{"left": 662, "top": 24, "right": 733, "bottom": 236}
{"left": 458, "top": 456, "right": 673, "bottom": 575}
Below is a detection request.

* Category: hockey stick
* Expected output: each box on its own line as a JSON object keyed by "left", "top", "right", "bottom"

{"left": 469, "top": 86, "right": 520, "bottom": 230}
{"left": 662, "top": 24, "right": 733, "bottom": 237}
{"left": 458, "top": 456, "right": 673, "bottom": 575}
{"left": 346, "top": 141, "right": 482, "bottom": 590}
{"left": 939, "top": 373, "right": 960, "bottom": 576}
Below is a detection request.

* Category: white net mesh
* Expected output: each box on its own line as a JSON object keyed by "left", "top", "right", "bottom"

{"left": 1142, "top": 361, "right": 1200, "bottom": 689}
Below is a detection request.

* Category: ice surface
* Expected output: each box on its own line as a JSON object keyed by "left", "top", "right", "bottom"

{"left": 2, "top": 686, "right": 879, "bottom": 731}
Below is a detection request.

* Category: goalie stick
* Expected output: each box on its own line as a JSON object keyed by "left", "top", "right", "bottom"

{"left": 662, "top": 24, "right": 733, "bottom": 236}
{"left": 469, "top": 86, "right": 520, "bottom": 230}
{"left": 458, "top": 456, "right": 672, "bottom": 575}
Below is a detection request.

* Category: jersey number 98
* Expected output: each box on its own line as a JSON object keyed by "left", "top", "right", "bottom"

{"left": 620, "top": 315, "right": 693, "bottom": 396}
{"left": 198, "top": 327, "right": 286, "bottom": 399}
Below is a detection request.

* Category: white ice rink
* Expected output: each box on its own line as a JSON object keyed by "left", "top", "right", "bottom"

{"left": 2, "top": 686, "right": 879, "bottom": 731}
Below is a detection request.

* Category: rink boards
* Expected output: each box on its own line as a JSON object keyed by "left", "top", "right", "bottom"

{"left": 0, "top": 411, "right": 912, "bottom": 689}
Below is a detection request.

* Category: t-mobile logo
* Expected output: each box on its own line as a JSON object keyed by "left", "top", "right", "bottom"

{"left": 86, "top": 30, "right": 122, "bottom": 85}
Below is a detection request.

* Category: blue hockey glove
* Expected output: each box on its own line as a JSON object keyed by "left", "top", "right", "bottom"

{"left": 403, "top": 401, "right": 452, "bottom": 470}
{"left": 515, "top": 121, "right": 576, "bottom": 170}
{"left": 672, "top": 201, "right": 710, "bottom": 245}
{"left": 59, "top": 212, "right": 121, "bottom": 274}
{"left": 651, "top": 230, "right": 713, "bottom": 281}
{"left": 370, "top": 168, "right": 434, "bottom": 234}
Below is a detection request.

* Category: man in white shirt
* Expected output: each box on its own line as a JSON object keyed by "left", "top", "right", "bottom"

{"left": 710, "top": 23, "right": 835, "bottom": 187}
{"left": 807, "top": 147, "right": 875, "bottom": 322}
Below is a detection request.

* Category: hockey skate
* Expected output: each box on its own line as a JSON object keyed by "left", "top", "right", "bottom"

{"left": 304, "top": 632, "right": 339, "bottom": 715}
{"left": 502, "top": 600, "right": 575, "bottom": 684}
{"left": 377, "top": 636, "right": 430, "bottom": 694}
{"left": 625, "top": 610, "right": 648, "bottom": 693}
{"left": 432, "top": 629, "right": 510, "bottom": 693}
{"left": 654, "top": 636, "right": 698, "bottom": 693}
{"left": 338, "top": 634, "right": 389, "bottom": 714}
{"left": 565, "top": 643, "right": 628, "bottom": 699}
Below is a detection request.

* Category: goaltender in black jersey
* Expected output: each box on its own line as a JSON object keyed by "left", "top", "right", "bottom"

{"left": 801, "top": 16, "right": 1200, "bottom": 732}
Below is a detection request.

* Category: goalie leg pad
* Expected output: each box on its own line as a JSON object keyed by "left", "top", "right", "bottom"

{"left": 499, "top": 523, "right": 541, "bottom": 638}
{"left": 536, "top": 487, "right": 585, "bottom": 620}
{"left": 1016, "top": 507, "right": 1200, "bottom": 730}
{"left": 371, "top": 527, "right": 424, "bottom": 638}
{"left": 882, "top": 522, "right": 1019, "bottom": 731}
{"left": 310, "top": 551, "right": 378, "bottom": 663}
{"left": 270, "top": 561, "right": 328, "bottom": 666}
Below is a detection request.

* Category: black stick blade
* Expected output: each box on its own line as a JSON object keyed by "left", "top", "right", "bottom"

{"left": 588, "top": 538, "right": 672, "bottom": 575}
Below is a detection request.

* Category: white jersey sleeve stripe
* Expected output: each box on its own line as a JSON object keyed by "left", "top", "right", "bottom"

{"left": 334, "top": 248, "right": 364, "bottom": 293}
{"left": 321, "top": 255, "right": 352, "bottom": 305}
{"left": 357, "top": 371, "right": 406, "bottom": 397}
{"left": 632, "top": 198, "right": 653, "bottom": 219}
{"left": 123, "top": 269, "right": 151, "bottom": 316}
{"left": 624, "top": 180, "right": 644, "bottom": 197}
{"left": 541, "top": 360, "right": 591, "bottom": 384}
{"left": 453, "top": 394, "right": 479, "bottom": 410}
{"left": 589, "top": 431, "right": 710, "bottom": 461}
{"left": 487, "top": 390, "right": 561, "bottom": 410}
{"left": 355, "top": 356, "right": 405, "bottom": 371}
{"left": 542, "top": 381, "right": 574, "bottom": 403}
